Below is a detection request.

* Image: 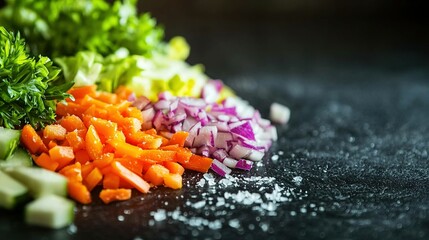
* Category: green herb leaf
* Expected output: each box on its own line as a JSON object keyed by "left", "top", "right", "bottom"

{"left": 0, "top": 0, "right": 164, "bottom": 58}
{"left": 0, "top": 26, "right": 73, "bottom": 129}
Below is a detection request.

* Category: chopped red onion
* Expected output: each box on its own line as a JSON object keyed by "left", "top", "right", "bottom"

{"left": 228, "top": 144, "right": 251, "bottom": 159}
{"left": 235, "top": 159, "right": 253, "bottom": 171}
{"left": 213, "top": 149, "right": 228, "bottom": 161}
{"left": 211, "top": 159, "right": 232, "bottom": 177}
{"left": 223, "top": 157, "right": 238, "bottom": 168}
{"left": 136, "top": 79, "right": 282, "bottom": 177}
{"left": 133, "top": 96, "right": 151, "bottom": 110}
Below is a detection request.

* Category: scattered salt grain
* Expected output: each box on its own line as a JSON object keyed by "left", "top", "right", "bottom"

{"left": 197, "top": 178, "right": 206, "bottom": 187}
{"left": 117, "top": 215, "right": 125, "bottom": 221}
{"left": 228, "top": 219, "right": 240, "bottom": 229}
{"left": 260, "top": 222, "right": 269, "bottom": 232}
{"left": 152, "top": 209, "right": 167, "bottom": 221}
{"left": 193, "top": 200, "right": 206, "bottom": 209}
{"left": 271, "top": 154, "right": 279, "bottom": 161}
{"left": 219, "top": 178, "right": 233, "bottom": 187}
{"left": 67, "top": 224, "right": 77, "bottom": 234}
{"left": 292, "top": 176, "right": 303, "bottom": 185}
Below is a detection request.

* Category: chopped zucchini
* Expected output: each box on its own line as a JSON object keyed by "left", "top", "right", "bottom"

{"left": 8, "top": 167, "right": 67, "bottom": 198}
{"left": 0, "top": 148, "right": 33, "bottom": 171}
{"left": 0, "top": 170, "right": 28, "bottom": 209}
{"left": 25, "top": 195, "right": 75, "bottom": 229}
{"left": 0, "top": 127, "right": 21, "bottom": 160}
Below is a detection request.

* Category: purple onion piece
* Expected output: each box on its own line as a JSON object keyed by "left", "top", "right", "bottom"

{"left": 223, "top": 157, "right": 238, "bottom": 168}
{"left": 132, "top": 96, "right": 151, "bottom": 110}
{"left": 235, "top": 159, "right": 253, "bottom": 171}
{"left": 228, "top": 144, "right": 252, "bottom": 159}
{"left": 211, "top": 159, "right": 232, "bottom": 177}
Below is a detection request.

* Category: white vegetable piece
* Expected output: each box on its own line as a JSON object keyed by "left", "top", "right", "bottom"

{"left": 0, "top": 170, "right": 28, "bottom": 209}
{"left": 8, "top": 167, "right": 67, "bottom": 198}
{"left": 270, "top": 102, "right": 291, "bottom": 124}
{"left": 25, "top": 195, "right": 75, "bottom": 229}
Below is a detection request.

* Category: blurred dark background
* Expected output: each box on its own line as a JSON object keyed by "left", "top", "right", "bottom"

{"left": 139, "top": 0, "right": 429, "bottom": 82}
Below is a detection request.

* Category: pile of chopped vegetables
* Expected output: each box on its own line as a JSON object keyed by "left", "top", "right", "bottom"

{"left": 21, "top": 85, "right": 213, "bottom": 204}
{"left": 133, "top": 80, "right": 278, "bottom": 176}
{"left": 0, "top": 0, "right": 291, "bottom": 229}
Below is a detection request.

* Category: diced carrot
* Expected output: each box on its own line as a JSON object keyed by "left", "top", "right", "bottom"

{"left": 59, "top": 162, "right": 82, "bottom": 182}
{"left": 43, "top": 124, "right": 67, "bottom": 141}
{"left": 111, "top": 161, "right": 150, "bottom": 193}
{"left": 33, "top": 153, "right": 59, "bottom": 171}
{"left": 114, "top": 100, "right": 132, "bottom": 113}
{"left": 83, "top": 104, "right": 108, "bottom": 120}
{"left": 84, "top": 167, "right": 103, "bottom": 191}
{"left": 49, "top": 146, "right": 75, "bottom": 169}
{"left": 161, "top": 145, "right": 192, "bottom": 163}
{"left": 61, "top": 140, "right": 70, "bottom": 147}
{"left": 168, "top": 131, "right": 189, "bottom": 147}
{"left": 127, "top": 131, "right": 162, "bottom": 149}
{"left": 119, "top": 179, "right": 134, "bottom": 189}
{"left": 95, "top": 91, "right": 118, "bottom": 104}
{"left": 60, "top": 115, "right": 86, "bottom": 132}
{"left": 124, "top": 107, "right": 143, "bottom": 122}
{"left": 67, "top": 180, "right": 92, "bottom": 204}
{"left": 103, "top": 143, "right": 115, "bottom": 154}
{"left": 81, "top": 163, "right": 95, "bottom": 179}
{"left": 75, "top": 150, "right": 90, "bottom": 164}
{"left": 160, "top": 136, "right": 169, "bottom": 146}
{"left": 143, "top": 164, "right": 169, "bottom": 186}
{"left": 120, "top": 117, "right": 141, "bottom": 136}
{"left": 112, "top": 130, "right": 126, "bottom": 143}
{"left": 100, "top": 165, "right": 113, "bottom": 175}
{"left": 116, "top": 157, "right": 153, "bottom": 177}
{"left": 178, "top": 154, "right": 213, "bottom": 173}
{"left": 139, "top": 150, "right": 177, "bottom": 162}
{"left": 163, "top": 161, "right": 185, "bottom": 175}
{"left": 56, "top": 102, "right": 87, "bottom": 117}
{"left": 21, "top": 124, "right": 48, "bottom": 154}
{"left": 81, "top": 95, "right": 110, "bottom": 109}
{"left": 85, "top": 125, "right": 103, "bottom": 161}
{"left": 66, "top": 130, "right": 85, "bottom": 151}
{"left": 141, "top": 161, "right": 154, "bottom": 175}
{"left": 163, "top": 173, "right": 182, "bottom": 189}
{"left": 93, "top": 153, "right": 114, "bottom": 169}
{"left": 144, "top": 128, "right": 158, "bottom": 136}
{"left": 107, "top": 140, "right": 144, "bottom": 159}
{"left": 67, "top": 85, "right": 97, "bottom": 99}
{"left": 103, "top": 173, "right": 120, "bottom": 189}
{"left": 115, "top": 85, "right": 133, "bottom": 101}
{"left": 105, "top": 106, "right": 124, "bottom": 124}
{"left": 90, "top": 117, "right": 117, "bottom": 142}
{"left": 99, "top": 189, "right": 132, "bottom": 204}
{"left": 47, "top": 140, "right": 58, "bottom": 149}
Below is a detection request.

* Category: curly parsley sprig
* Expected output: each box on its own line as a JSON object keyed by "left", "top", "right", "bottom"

{"left": 0, "top": 26, "right": 73, "bottom": 129}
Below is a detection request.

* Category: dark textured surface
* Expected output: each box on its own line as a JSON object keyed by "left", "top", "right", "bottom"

{"left": 2, "top": 1, "right": 429, "bottom": 239}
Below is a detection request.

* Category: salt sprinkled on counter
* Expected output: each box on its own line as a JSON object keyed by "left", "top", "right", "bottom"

{"left": 292, "top": 176, "right": 303, "bottom": 186}
{"left": 146, "top": 172, "right": 316, "bottom": 238}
